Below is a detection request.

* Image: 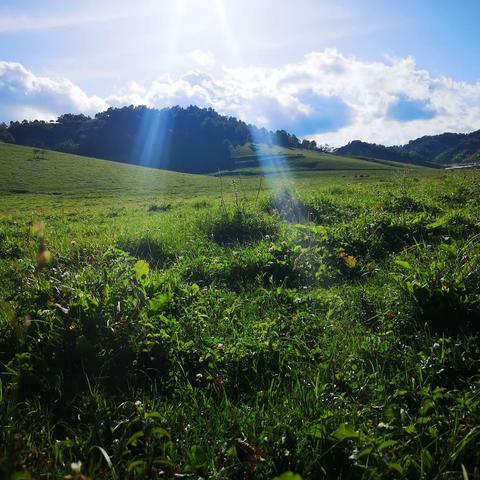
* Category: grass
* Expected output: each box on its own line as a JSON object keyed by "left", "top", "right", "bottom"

{"left": 0, "top": 143, "right": 479, "bottom": 479}
{"left": 0, "top": 143, "right": 218, "bottom": 197}
{"left": 229, "top": 143, "right": 428, "bottom": 175}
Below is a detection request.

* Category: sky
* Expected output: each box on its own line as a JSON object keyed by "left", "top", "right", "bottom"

{"left": 0, "top": 0, "right": 479, "bottom": 146}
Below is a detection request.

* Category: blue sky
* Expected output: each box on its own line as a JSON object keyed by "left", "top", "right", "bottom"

{"left": 0, "top": 0, "right": 479, "bottom": 145}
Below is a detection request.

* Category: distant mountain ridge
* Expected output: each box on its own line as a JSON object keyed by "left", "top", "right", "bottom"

{"left": 335, "top": 129, "right": 480, "bottom": 166}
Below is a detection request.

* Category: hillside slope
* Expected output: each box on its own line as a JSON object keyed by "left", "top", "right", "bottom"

{"left": 0, "top": 142, "right": 430, "bottom": 206}
{"left": 0, "top": 143, "right": 217, "bottom": 197}
{"left": 401, "top": 132, "right": 465, "bottom": 160}
{"left": 229, "top": 143, "right": 425, "bottom": 175}
{"left": 3, "top": 106, "right": 314, "bottom": 174}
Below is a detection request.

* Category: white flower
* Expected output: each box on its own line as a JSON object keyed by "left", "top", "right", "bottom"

{"left": 71, "top": 461, "right": 82, "bottom": 474}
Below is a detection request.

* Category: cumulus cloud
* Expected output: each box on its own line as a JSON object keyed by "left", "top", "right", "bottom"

{"left": 0, "top": 61, "right": 106, "bottom": 121}
{"left": 1, "top": 50, "right": 480, "bottom": 146}
{"left": 187, "top": 49, "right": 215, "bottom": 68}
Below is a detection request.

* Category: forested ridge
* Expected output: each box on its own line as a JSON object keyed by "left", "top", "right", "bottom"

{"left": 335, "top": 129, "right": 480, "bottom": 166}
{"left": 0, "top": 105, "right": 317, "bottom": 173}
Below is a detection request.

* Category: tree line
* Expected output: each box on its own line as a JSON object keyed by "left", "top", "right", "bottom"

{"left": 0, "top": 105, "right": 319, "bottom": 173}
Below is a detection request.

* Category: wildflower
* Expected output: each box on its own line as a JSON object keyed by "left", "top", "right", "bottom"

{"left": 31, "top": 222, "right": 45, "bottom": 239}
{"left": 71, "top": 461, "right": 82, "bottom": 474}
{"left": 349, "top": 448, "right": 359, "bottom": 460}
{"left": 343, "top": 254, "right": 358, "bottom": 268}
{"left": 64, "top": 460, "right": 88, "bottom": 480}
{"left": 37, "top": 243, "right": 51, "bottom": 269}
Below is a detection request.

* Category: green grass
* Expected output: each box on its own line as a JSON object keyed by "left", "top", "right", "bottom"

{"left": 0, "top": 141, "right": 438, "bottom": 218}
{"left": 0, "top": 142, "right": 219, "bottom": 197}
{"left": 0, "top": 142, "right": 479, "bottom": 479}
{"left": 229, "top": 143, "right": 427, "bottom": 175}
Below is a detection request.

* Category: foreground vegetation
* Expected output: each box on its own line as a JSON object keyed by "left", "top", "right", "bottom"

{"left": 0, "top": 145, "right": 479, "bottom": 478}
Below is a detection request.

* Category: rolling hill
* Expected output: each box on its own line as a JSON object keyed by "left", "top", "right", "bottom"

{"left": 336, "top": 129, "right": 480, "bottom": 166}
{"left": 0, "top": 142, "right": 428, "bottom": 203}
{"left": 228, "top": 143, "right": 426, "bottom": 175}
{"left": 0, "top": 142, "right": 218, "bottom": 197}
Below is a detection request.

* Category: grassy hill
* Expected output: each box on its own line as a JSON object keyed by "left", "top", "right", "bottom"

{"left": 229, "top": 143, "right": 425, "bottom": 174}
{"left": 0, "top": 142, "right": 218, "bottom": 197}
{"left": 0, "top": 142, "right": 430, "bottom": 201}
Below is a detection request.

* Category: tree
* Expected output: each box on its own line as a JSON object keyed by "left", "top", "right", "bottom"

{"left": 0, "top": 122, "right": 14, "bottom": 143}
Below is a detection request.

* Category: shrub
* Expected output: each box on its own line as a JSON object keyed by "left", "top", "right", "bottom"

{"left": 394, "top": 241, "right": 480, "bottom": 333}
{"left": 117, "top": 235, "right": 175, "bottom": 266}
{"left": 202, "top": 209, "right": 278, "bottom": 246}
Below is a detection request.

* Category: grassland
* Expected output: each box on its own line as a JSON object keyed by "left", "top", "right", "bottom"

{"left": 0, "top": 143, "right": 479, "bottom": 479}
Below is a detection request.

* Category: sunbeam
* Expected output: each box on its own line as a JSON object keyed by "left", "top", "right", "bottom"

{"left": 127, "top": 2, "right": 185, "bottom": 192}
{"left": 210, "top": 0, "right": 298, "bottom": 206}
{"left": 131, "top": 107, "right": 172, "bottom": 170}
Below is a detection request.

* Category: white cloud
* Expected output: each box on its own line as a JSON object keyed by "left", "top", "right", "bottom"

{"left": 0, "top": 62, "right": 106, "bottom": 121}
{"left": 187, "top": 49, "right": 215, "bottom": 68}
{"left": 1, "top": 50, "right": 480, "bottom": 146}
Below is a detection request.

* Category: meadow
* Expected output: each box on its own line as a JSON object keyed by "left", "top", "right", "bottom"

{"left": 0, "top": 143, "right": 479, "bottom": 479}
